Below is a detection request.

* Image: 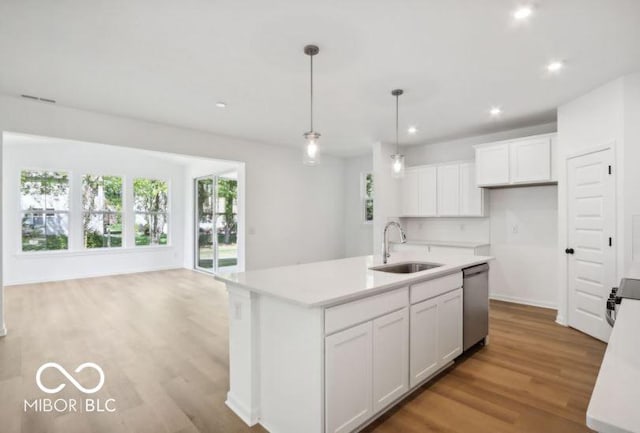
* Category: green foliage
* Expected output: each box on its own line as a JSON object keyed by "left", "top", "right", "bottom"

{"left": 20, "top": 171, "right": 69, "bottom": 200}
{"left": 217, "top": 178, "right": 237, "bottom": 245}
{"left": 134, "top": 178, "right": 168, "bottom": 212}
{"left": 82, "top": 175, "right": 122, "bottom": 211}
{"left": 365, "top": 173, "right": 374, "bottom": 222}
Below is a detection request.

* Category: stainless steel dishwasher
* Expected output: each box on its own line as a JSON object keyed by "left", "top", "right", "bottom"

{"left": 462, "top": 263, "right": 489, "bottom": 351}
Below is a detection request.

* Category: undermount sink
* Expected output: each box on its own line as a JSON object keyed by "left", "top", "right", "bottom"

{"left": 370, "top": 261, "right": 443, "bottom": 274}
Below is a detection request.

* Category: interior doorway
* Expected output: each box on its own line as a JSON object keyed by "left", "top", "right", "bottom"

{"left": 195, "top": 172, "right": 239, "bottom": 273}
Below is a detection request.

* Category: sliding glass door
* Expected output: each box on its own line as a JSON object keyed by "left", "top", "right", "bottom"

{"left": 195, "top": 173, "right": 238, "bottom": 273}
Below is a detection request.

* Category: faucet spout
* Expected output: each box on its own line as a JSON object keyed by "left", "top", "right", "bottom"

{"left": 383, "top": 221, "right": 407, "bottom": 264}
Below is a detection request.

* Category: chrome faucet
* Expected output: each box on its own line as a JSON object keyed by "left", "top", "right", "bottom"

{"left": 383, "top": 221, "right": 407, "bottom": 264}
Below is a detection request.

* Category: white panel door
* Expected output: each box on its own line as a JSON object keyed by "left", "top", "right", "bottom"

{"left": 475, "top": 143, "right": 509, "bottom": 186}
{"left": 438, "top": 288, "right": 463, "bottom": 364}
{"left": 437, "top": 164, "right": 460, "bottom": 216}
{"left": 567, "top": 148, "right": 615, "bottom": 343}
{"left": 372, "top": 308, "right": 409, "bottom": 413}
{"left": 459, "top": 162, "right": 483, "bottom": 216}
{"left": 418, "top": 166, "right": 437, "bottom": 216}
{"left": 409, "top": 297, "right": 439, "bottom": 388}
{"left": 325, "top": 322, "right": 373, "bottom": 433}
{"left": 400, "top": 169, "right": 419, "bottom": 216}
{"left": 510, "top": 137, "right": 551, "bottom": 183}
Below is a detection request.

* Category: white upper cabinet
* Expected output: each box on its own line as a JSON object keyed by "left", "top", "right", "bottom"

{"left": 474, "top": 133, "right": 557, "bottom": 187}
{"left": 399, "top": 162, "right": 486, "bottom": 218}
{"left": 436, "top": 164, "right": 460, "bottom": 216}
{"left": 400, "top": 169, "right": 420, "bottom": 216}
{"left": 418, "top": 166, "right": 437, "bottom": 216}
{"left": 475, "top": 143, "right": 510, "bottom": 186}
{"left": 510, "top": 136, "right": 551, "bottom": 183}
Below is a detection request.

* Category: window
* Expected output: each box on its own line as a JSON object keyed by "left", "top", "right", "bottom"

{"left": 134, "top": 178, "right": 169, "bottom": 246}
{"left": 20, "top": 170, "right": 70, "bottom": 251}
{"left": 363, "top": 172, "right": 373, "bottom": 223}
{"left": 82, "top": 175, "right": 123, "bottom": 248}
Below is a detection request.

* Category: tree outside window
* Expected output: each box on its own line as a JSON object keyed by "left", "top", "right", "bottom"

{"left": 82, "top": 175, "right": 123, "bottom": 248}
{"left": 20, "top": 170, "right": 70, "bottom": 251}
{"left": 134, "top": 179, "right": 169, "bottom": 246}
{"left": 363, "top": 173, "right": 373, "bottom": 223}
{"left": 216, "top": 177, "right": 238, "bottom": 267}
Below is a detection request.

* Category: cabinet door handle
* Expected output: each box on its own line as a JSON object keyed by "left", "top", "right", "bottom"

{"left": 565, "top": 248, "right": 575, "bottom": 255}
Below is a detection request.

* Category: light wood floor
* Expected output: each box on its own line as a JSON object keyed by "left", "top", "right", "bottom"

{"left": 0, "top": 270, "right": 606, "bottom": 433}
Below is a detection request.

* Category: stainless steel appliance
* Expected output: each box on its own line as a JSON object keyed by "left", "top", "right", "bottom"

{"left": 606, "top": 277, "right": 640, "bottom": 326}
{"left": 462, "top": 263, "right": 489, "bottom": 351}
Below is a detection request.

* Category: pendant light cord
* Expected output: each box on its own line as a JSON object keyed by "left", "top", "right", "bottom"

{"left": 395, "top": 93, "right": 399, "bottom": 153}
{"left": 310, "top": 54, "right": 314, "bottom": 132}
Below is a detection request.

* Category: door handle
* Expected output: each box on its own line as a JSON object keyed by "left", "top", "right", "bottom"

{"left": 565, "top": 248, "right": 575, "bottom": 255}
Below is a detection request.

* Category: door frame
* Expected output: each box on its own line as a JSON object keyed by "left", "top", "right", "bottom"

{"left": 563, "top": 143, "right": 617, "bottom": 338}
{"left": 194, "top": 174, "right": 217, "bottom": 273}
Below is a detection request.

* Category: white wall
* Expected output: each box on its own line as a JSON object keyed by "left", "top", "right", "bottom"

{"left": 3, "top": 134, "right": 190, "bottom": 285}
{"left": 400, "top": 123, "right": 560, "bottom": 309}
{"left": 0, "top": 95, "right": 346, "bottom": 271}
{"left": 402, "top": 218, "right": 490, "bottom": 244}
{"left": 489, "top": 186, "right": 559, "bottom": 308}
{"left": 0, "top": 94, "right": 347, "bottom": 334}
{"left": 344, "top": 154, "right": 373, "bottom": 257}
{"left": 372, "top": 141, "right": 402, "bottom": 254}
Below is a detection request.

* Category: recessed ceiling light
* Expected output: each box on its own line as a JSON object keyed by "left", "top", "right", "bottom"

{"left": 490, "top": 107, "right": 502, "bottom": 117}
{"left": 513, "top": 6, "right": 533, "bottom": 20}
{"left": 216, "top": 101, "right": 227, "bottom": 108}
{"left": 546, "top": 61, "right": 564, "bottom": 73}
{"left": 408, "top": 126, "right": 418, "bottom": 134}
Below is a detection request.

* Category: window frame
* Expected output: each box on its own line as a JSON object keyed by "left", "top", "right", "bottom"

{"left": 19, "top": 169, "right": 71, "bottom": 253}
{"left": 361, "top": 172, "right": 374, "bottom": 224}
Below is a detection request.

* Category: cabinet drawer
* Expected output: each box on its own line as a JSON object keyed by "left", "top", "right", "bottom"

{"left": 410, "top": 272, "right": 462, "bottom": 304}
{"left": 325, "top": 288, "right": 408, "bottom": 335}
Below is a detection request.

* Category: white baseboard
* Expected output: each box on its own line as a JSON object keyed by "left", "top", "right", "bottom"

{"left": 490, "top": 293, "right": 557, "bottom": 310}
{"left": 555, "top": 314, "right": 568, "bottom": 326}
{"left": 225, "top": 393, "right": 259, "bottom": 427}
{"left": 4, "top": 265, "right": 183, "bottom": 286}
{"left": 0, "top": 326, "right": 6, "bottom": 337}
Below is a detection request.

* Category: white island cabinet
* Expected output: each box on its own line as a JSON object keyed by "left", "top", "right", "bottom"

{"left": 215, "top": 253, "right": 492, "bottom": 433}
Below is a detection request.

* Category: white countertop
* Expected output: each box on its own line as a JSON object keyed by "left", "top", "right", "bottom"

{"left": 587, "top": 263, "right": 640, "bottom": 433}
{"left": 393, "top": 239, "right": 490, "bottom": 248}
{"left": 215, "top": 252, "right": 492, "bottom": 308}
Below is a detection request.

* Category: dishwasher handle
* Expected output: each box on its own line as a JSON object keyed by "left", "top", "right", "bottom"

{"left": 463, "top": 263, "right": 489, "bottom": 277}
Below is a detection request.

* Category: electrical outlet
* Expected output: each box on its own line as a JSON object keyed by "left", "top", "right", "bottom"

{"left": 512, "top": 224, "right": 519, "bottom": 234}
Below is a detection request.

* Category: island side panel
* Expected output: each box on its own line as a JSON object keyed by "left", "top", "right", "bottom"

{"left": 226, "top": 285, "right": 261, "bottom": 426}
{"left": 259, "top": 294, "right": 324, "bottom": 433}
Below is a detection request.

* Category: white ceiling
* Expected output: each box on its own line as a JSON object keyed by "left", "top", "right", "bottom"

{"left": 1, "top": 0, "right": 639, "bottom": 156}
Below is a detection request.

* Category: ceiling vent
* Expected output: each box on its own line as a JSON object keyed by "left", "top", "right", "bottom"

{"left": 21, "top": 94, "right": 56, "bottom": 104}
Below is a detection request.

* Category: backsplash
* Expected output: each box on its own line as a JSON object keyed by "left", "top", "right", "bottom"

{"left": 399, "top": 217, "right": 490, "bottom": 243}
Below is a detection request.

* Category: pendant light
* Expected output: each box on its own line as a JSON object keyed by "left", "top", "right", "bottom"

{"left": 390, "top": 89, "right": 405, "bottom": 178}
{"left": 303, "top": 44, "right": 321, "bottom": 166}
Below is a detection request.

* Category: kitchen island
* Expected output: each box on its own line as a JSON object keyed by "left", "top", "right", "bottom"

{"left": 215, "top": 252, "right": 492, "bottom": 433}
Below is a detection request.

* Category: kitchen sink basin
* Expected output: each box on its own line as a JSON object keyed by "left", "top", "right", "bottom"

{"left": 370, "top": 261, "right": 443, "bottom": 274}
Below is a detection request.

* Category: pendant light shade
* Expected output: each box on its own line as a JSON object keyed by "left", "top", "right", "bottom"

{"left": 391, "top": 153, "right": 405, "bottom": 178}
{"left": 303, "top": 45, "right": 321, "bottom": 166}
{"left": 390, "top": 89, "right": 405, "bottom": 178}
